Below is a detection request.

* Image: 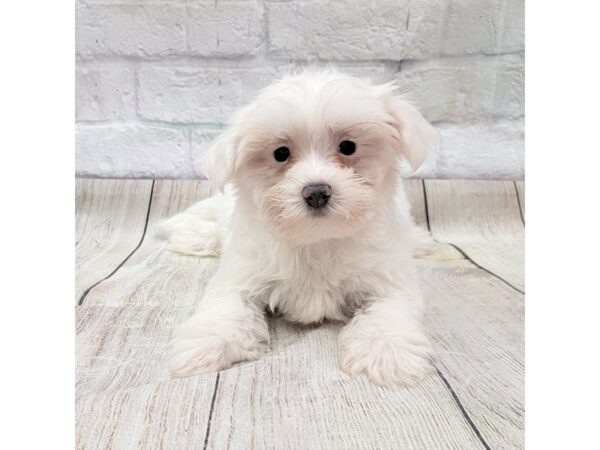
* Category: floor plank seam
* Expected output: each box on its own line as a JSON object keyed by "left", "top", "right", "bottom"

{"left": 435, "top": 367, "right": 491, "bottom": 450}
{"left": 422, "top": 179, "right": 520, "bottom": 447}
{"left": 514, "top": 181, "right": 525, "bottom": 225}
{"left": 421, "top": 179, "right": 432, "bottom": 232}
{"left": 77, "top": 180, "right": 156, "bottom": 305}
{"left": 421, "top": 179, "right": 525, "bottom": 295}
{"left": 203, "top": 373, "right": 221, "bottom": 450}
{"left": 445, "top": 242, "right": 525, "bottom": 295}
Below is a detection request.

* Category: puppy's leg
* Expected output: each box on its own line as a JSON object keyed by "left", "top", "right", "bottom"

{"left": 168, "top": 277, "right": 268, "bottom": 378}
{"left": 338, "top": 285, "right": 433, "bottom": 387}
{"left": 155, "top": 192, "right": 232, "bottom": 257}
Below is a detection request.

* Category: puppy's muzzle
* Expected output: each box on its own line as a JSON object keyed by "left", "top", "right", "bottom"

{"left": 302, "top": 184, "right": 332, "bottom": 209}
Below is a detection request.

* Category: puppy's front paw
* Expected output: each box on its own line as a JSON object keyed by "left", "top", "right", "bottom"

{"left": 168, "top": 335, "right": 260, "bottom": 378}
{"left": 339, "top": 323, "right": 433, "bottom": 387}
{"left": 168, "top": 318, "right": 263, "bottom": 378}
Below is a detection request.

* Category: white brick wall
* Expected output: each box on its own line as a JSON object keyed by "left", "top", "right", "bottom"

{"left": 76, "top": 0, "right": 524, "bottom": 179}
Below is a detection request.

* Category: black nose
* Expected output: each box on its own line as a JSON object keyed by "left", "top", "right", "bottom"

{"left": 302, "top": 184, "right": 332, "bottom": 209}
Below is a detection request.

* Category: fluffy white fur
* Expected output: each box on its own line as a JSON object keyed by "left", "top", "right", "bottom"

{"left": 161, "top": 69, "right": 438, "bottom": 386}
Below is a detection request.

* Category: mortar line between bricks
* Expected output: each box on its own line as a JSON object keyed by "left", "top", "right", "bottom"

{"left": 186, "top": 129, "right": 195, "bottom": 175}
{"left": 75, "top": 119, "right": 227, "bottom": 129}
{"left": 133, "top": 60, "right": 141, "bottom": 121}
{"left": 74, "top": 118, "right": 524, "bottom": 129}
{"left": 262, "top": 0, "right": 270, "bottom": 56}
{"left": 75, "top": 50, "right": 525, "bottom": 66}
{"left": 77, "top": 180, "right": 155, "bottom": 306}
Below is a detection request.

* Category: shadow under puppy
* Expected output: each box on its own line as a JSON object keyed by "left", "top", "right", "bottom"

{"left": 158, "top": 68, "right": 438, "bottom": 387}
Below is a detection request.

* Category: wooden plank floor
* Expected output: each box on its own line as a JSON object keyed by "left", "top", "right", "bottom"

{"left": 75, "top": 179, "right": 153, "bottom": 302}
{"left": 75, "top": 178, "right": 525, "bottom": 450}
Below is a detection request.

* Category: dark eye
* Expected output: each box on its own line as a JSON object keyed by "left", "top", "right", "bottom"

{"left": 273, "top": 146, "right": 291, "bottom": 162}
{"left": 339, "top": 140, "right": 356, "bottom": 156}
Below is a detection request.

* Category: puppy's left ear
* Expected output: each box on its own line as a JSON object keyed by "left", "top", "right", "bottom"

{"left": 380, "top": 87, "right": 438, "bottom": 170}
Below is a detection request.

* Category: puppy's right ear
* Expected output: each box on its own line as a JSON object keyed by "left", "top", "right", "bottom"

{"left": 373, "top": 82, "right": 438, "bottom": 171}
{"left": 200, "top": 126, "right": 240, "bottom": 192}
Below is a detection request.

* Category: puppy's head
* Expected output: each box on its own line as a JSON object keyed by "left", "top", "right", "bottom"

{"left": 202, "top": 69, "right": 436, "bottom": 245}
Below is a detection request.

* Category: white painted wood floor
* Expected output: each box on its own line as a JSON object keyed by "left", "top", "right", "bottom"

{"left": 75, "top": 179, "right": 525, "bottom": 450}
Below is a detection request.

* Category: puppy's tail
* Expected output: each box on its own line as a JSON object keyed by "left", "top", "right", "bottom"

{"left": 155, "top": 192, "right": 231, "bottom": 257}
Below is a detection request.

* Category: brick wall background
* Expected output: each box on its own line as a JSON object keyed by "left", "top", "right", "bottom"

{"left": 75, "top": 0, "right": 524, "bottom": 179}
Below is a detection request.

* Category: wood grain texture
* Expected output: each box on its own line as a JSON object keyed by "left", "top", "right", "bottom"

{"left": 77, "top": 180, "right": 219, "bottom": 449}
{"left": 425, "top": 180, "right": 523, "bottom": 240}
{"left": 75, "top": 179, "right": 525, "bottom": 450}
{"left": 422, "top": 266, "right": 524, "bottom": 450}
{"left": 75, "top": 179, "right": 153, "bottom": 302}
{"left": 421, "top": 180, "right": 525, "bottom": 449}
{"left": 76, "top": 305, "right": 217, "bottom": 450}
{"left": 82, "top": 180, "right": 216, "bottom": 307}
{"left": 207, "top": 320, "right": 485, "bottom": 450}
{"left": 425, "top": 180, "right": 524, "bottom": 291}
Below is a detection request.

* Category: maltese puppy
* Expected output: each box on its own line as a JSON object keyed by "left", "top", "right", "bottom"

{"left": 160, "top": 69, "right": 437, "bottom": 386}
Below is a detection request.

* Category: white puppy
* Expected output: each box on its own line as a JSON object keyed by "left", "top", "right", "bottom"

{"left": 160, "top": 69, "right": 437, "bottom": 386}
